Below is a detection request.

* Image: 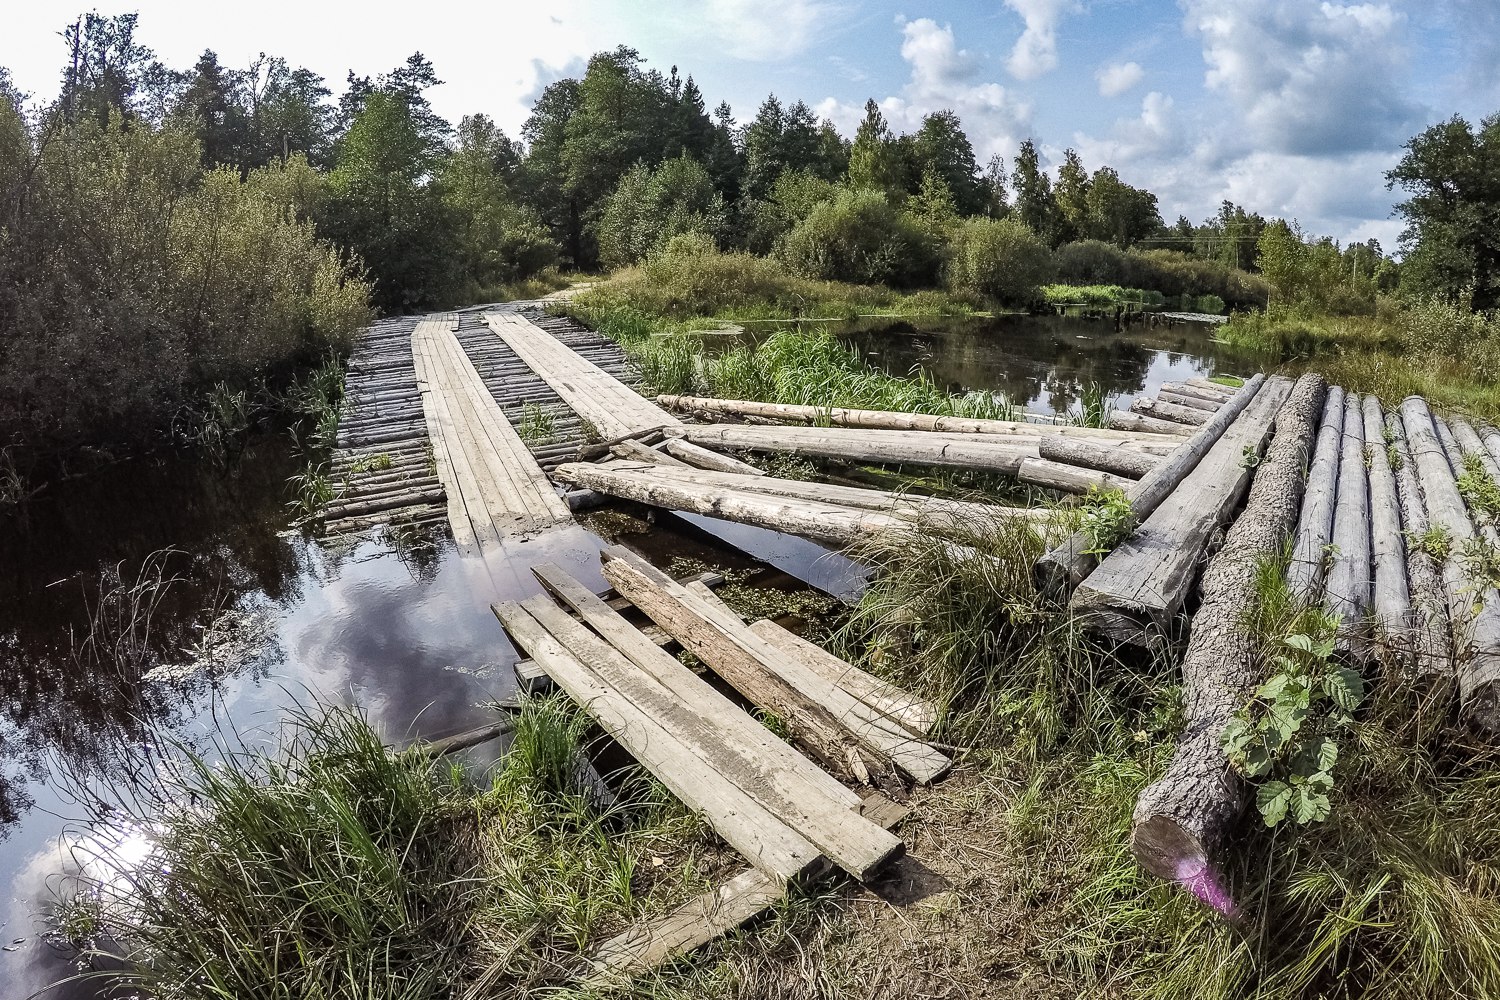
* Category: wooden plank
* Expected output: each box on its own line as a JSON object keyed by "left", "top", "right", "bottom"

{"left": 494, "top": 598, "right": 822, "bottom": 881}
{"left": 602, "top": 550, "right": 952, "bottom": 784}
{"left": 530, "top": 564, "right": 863, "bottom": 811}
{"left": 1070, "top": 376, "right": 1294, "bottom": 644}
{"left": 585, "top": 793, "right": 908, "bottom": 984}
{"left": 747, "top": 619, "right": 938, "bottom": 736}
{"left": 411, "top": 324, "right": 476, "bottom": 555}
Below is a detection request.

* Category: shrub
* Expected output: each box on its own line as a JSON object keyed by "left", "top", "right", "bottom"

{"left": 1053, "top": 240, "right": 1271, "bottom": 310}
{"left": 741, "top": 169, "right": 840, "bottom": 255}
{"left": 946, "top": 217, "right": 1056, "bottom": 305}
{"left": 597, "top": 156, "right": 727, "bottom": 269}
{"left": 776, "top": 188, "right": 939, "bottom": 288}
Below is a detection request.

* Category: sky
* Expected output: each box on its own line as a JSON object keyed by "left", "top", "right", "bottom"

{"left": 4, "top": 0, "right": 1498, "bottom": 252}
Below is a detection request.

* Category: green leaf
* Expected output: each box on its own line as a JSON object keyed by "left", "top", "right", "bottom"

{"left": 1221, "top": 716, "right": 1254, "bottom": 754}
{"left": 1257, "top": 780, "right": 1293, "bottom": 826}
{"left": 1292, "top": 785, "right": 1331, "bottom": 824}
{"left": 1324, "top": 666, "right": 1367, "bottom": 713}
{"left": 1255, "top": 673, "right": 1290, "bottom": 702}
{"left": 1289, "top": 736, "right": 1338, "bottom": 778}
{"left": 1283, "top": 633, "right": 1316, "bottom": 654}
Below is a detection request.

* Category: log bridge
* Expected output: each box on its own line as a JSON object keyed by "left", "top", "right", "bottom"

{"left": 323, "top": 304, "right": 1500, "bottom": 961}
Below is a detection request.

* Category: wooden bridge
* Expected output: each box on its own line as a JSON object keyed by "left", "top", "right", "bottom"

{"left": 321, "top": 303, "right": 1500, "bottom": 974}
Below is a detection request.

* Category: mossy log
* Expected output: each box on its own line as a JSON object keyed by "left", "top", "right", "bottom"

{"left": 1036, "top": 436, "right": 1162, "bottom": 478}
{"left": 1129, "top": 373, "right": 1326, "bottom": 908}
{"left": 1385, "top": 411, "right": 1452, "bottom": 679}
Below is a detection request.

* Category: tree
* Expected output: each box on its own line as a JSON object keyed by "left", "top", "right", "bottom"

{"left": 1053, "top": 148, "right": 1091, "bottom": 244}
{"left": 1010, "top": 140, "right": 1054, "bottom": 241}
{"left": 1387, "top": 113, "right": 1500, "bottom": 310}
{"left": 847, "top": 99, "right": 906, "bottom": 195}
{"left": 174, "top": 50, "right": 247, "bottom": 167}
{"left": 518, "top": 78, "right": 583, "bottom": 265}
{"left": 1083, "top": 166, "right": 1161, "bottom": 248}
{"left": 743, "top": 96, "right": 843, "bottom": 201}
{"left": 439, "top": 114, "right": 556, "bottom": 290}
{"left": 776, "top": 188, "right": 937, "bottom": 287}
{"left": 243, "top": 55, "right": 335, "bottom": 168}
{"left": 1256, "top": 219, "right": 1309, "bottom": 307}
{"left": 980, "top": 154, "right": 1009, "bottom": 218}
{"left": 60, "top": 13, "right": 169, "bottom": 124}
{"left": 910, "top": 111, "right": 985, "bottom": 215}
{"left": 597, "top": 155, "right": 726, "bottom": 268}
{"left": 947, "top": 217, "right": 1055, "bottom": 304}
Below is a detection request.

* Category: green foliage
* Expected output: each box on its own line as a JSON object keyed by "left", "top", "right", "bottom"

{"left": 515, "top": 403, "right": 557, "bottom": 444}
{"left": 0, "top": 100, "right": 369, "bottom": 451}
{"left": 741, "top": 169, "right": 841, "bottom": 254}
{"left": 776, "top": 188, "right": 939, "bottom": 288}
{"left": 598, "top": 155, "right": 727, "bottom": 269}
{"left": 946, "top": 216, "right": 1056, "bottom": 304}
{"left": 1074, "top": 486, "right": 1136, "bottom": 555}
{"left": 1041, "top": 284, "right": 1163, "bottom": 308}
{"left": 1458, "top": 453, "right": 1500, "bottom": 523}
{"left": 1054, "top": 240, "right": 1272, "bottom": 310}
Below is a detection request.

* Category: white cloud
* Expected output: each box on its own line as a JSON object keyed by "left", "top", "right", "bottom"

{"left": 1096, "top": 61, "right": 1145, "bottom": 97}
{"left": 1180, "top": 0, "right": 1421, "bottom": 155}
{"left": 818, "top": 18, "right": 1032, "bottom": 162}
{"left": 1003, "top": 0, "right": 1083, "bottom": 80}
{"left": 702, "top": 0, "right": 844, "bottom": 61}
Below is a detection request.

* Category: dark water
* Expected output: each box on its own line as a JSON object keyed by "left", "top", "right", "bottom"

{"left": 840, "top": 313, "right": 1267, "bottom": 419}
{"left": 0, "top": 314, "right": 1246, "bottom": 996}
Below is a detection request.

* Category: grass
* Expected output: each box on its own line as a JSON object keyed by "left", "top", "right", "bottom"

{"left": 516, "top": 402, "right": 558, "bottom": 444}
{"left": 52, "top": 698, "right": 725, "bottom": 999}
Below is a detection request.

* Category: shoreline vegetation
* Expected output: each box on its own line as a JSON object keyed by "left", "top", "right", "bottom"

{"left": 7, "top": 11, "right": 1500, "bottom": 1000}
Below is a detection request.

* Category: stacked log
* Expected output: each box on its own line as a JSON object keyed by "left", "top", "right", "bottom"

{"left": 1129, "top": 373, "right": 1326, "bottom": 905}
{"left": 1286, "top": 388, "right": 1345, "bottom": 600}
{"left": 1325, "top": 392, "right": 1372, "bottom": 641}
{"left": 1385, "top": 410, "right": 1451, "bottom": 678}
{"left": 1362, "top": 397, "right": 1414, "bottom": 655}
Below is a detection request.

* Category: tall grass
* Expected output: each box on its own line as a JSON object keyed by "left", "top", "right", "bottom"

{"left": 51, "top": 698, "right": 719, "bottom": 998}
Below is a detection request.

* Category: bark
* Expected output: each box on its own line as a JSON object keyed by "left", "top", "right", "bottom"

{"left": 1286, "top": 387, "right": 1345, "bottom": 601}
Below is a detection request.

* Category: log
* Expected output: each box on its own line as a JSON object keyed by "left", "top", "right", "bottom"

{"left": 1036, "top": 375, "right": 1269, "bottom": 597}
{"left": 1071, "top": 376, "right": 1294, "bottom": 644}
{"left": 610, "top": 438, "right": 692, "bottom": 467}
{"left": 1157, "top": 389, "right": 1222, "bottom": 413}
{"left": 1037, "top": 436, "right": 1161, "bottom": 479}
{"left": 1285, "top": 387, "right": 1345, "bottom": 601}
{"left": 575, "top": 425, "right": 671, "bottom": 461}
{"left": 602, "top": 550, "right": 951, "bottom": 785}
{"left": 1362, "top": 397, "right": 1413, "bottom": 653}
{"left": 1185, "top": 377, "right": 1241, "bottom": 397}
{"left": 1399, "top": 397, "right": 1500, "bottom": 729}
{"left": 1107, "top": 410, "right": 1198, "bottom": 436}
{"left": 653, "top": 395, "right": 1181, "bottom": 444}
{"left": 492, "top": 600, "right": 821, "bottom": 881}
{"left": 668, "top": 424, "right": 1037, "bottom": 474}
{"left": 662, "top": 437, "right": 767, "bottom": 476}
{"left": 1386, "top": 411, "right": 1452, "bottom": 679}
{"left": 1016, "top": 457, "right": 1134, "bottom": 495}
{"left": 1165, "top": 381, "right": 1235, "bottom": 403}
{"left": 1130, "top": 373, "right": 1327, "bottom": 907}
{"left": 1325, "top": 392, "right": 1372, "bottom": 635}
{"left": 1130, "top": 397, "right": 1212, "bottom": 427}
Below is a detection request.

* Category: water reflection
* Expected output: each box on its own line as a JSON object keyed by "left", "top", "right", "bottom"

{"left": 842, "top": 314, "right": 1269, "bottom": 417}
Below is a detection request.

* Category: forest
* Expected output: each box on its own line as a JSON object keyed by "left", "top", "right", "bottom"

{"left": 10, "top": 11, "right": 1488, "bottom": 466}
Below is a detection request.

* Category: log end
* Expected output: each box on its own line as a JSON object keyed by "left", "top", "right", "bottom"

{"left": 1129, "top": 815, "right": 1240, "bottom": 920}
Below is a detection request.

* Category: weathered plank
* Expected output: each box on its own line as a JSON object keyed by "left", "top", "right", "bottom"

{"left": 1071, "top": 376, "right": 1294, "bottom": 644}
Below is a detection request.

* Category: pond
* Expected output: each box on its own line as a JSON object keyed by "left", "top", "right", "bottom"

{"left": 0, "top": 313, "right": 1257, "bottom": 996}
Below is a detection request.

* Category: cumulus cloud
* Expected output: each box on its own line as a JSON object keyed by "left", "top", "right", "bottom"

{"left": 1003, "top": 0, "right": 1083, "bottom": 80}
{"left": 1096, "top": 61, "right": 1145, "bottom": 97}
{"left": 816, "top": 18, "right": 1032, "bottom": 161}
{"left": 702, "top": 0, "right": 845, "bottom": 60}
{"left": 1180, "top": 0, "right": 1422, "bottom": 155}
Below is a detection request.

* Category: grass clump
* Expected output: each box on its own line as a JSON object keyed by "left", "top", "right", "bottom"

{"left": 53, "top": 699, "right": 721, "bottom": 998}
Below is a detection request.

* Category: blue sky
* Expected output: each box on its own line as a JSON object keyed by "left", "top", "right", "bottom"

{"left": 6, "top": 1, "right": 1498, "bottom": 251}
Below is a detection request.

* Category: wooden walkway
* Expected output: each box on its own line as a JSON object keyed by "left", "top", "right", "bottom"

{"left": 484, "top": 310, "right": 681, "bottom": 440}
{"left": 411, "top": 315, "right": 571, "bottom": 555}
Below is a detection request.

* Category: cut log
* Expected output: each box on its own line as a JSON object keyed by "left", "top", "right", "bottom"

{"left": 1399, "top": 397, "right": 1500, "bottom": 730}
{"left": 653, "top": 395, "right": 1182, "bottom": 444}
{"left": 1286, "top": 387, "right": 1345, "bottom": 602}
{"left": 1037, "top": 436, "right": 1161, "bottom": 479}
{"left": 1130, "top": 373, "right": 1327, "bottom": 907}
{"left": 1325, "top": 392, "right": 1372, "bottom": 636}
{"left": 661, "top": 437, "right": 766, "bottom": 476}
{"left": 601, "top": 549, "right": 952, "bottom": 784}
{"left": 1036, "top": 375, "right": 1269, "bottom": 597}
{"left": 492, "top": 600, "right": 821, "bottom": 881}
{"left": 1107, "top": 410, "right": 1198, "bottom": 436}
{"left": 1130, "top": 397, "right": 1212, "bottom": 426}
{"left": 1362, "top": 397, "right": 1413, "bottom": 654}
{"left": 1164, "top": 381, "right": 1235, "bottom": 404}
{"left": 1386, "top": 410, "right": 1452, "bottom": 679}
{"left": 1185, "top": 377, "right": 1241, "bottom": 397}
{"left": 667, "top": 424, "right": 1035, "bottom": 474}
{"left": 1071, "top": 377, "right": 1294, "bottom": 644}
{"left": 610, "top": 437, "right": 693, "bottom": 467}
{"left": 1157, "top": 389, "right": 1223, "bottom": 413}
{"left": 1016, "top": 457, "right": 1135, "bottom": 495}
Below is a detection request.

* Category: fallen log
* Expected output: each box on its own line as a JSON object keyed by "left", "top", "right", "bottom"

{"left": 1400, "top": 397, "right": 1500, "bottom": 729}
{"left": 1130, "top": 373, "right": 1327, "bottom": 908}
{"left": 610, "top": 438, "right": 693, "bottom": 467}
{"left": 1362, "top": 397, "right": 1413, "bottom": 655}
{"left": 1037, "top": 436, "right": 1161, "bottom": 478}
{"left": 1157, "top": 389, "right": 1222, "bottom": 413}
{"left": 1107, "top": 410, "right": 1198, "bottom": 435}
{"left": 1325, "top": 392, "right": 1372, "bottom": 637}
{"left": 1016, "top": 457, "right": 1135, "bottom": 495}
{"left": 1036, "top": 375, "right": 1269, "bottom": 597}
{"left": 1130, "top": 397, "right": 1212, "bottom": 426}
{"left": 1285, "top": 387, "right": 1345, "bottom": 601}
{"left": 661, "top": 437, "right": 766, "bottom": 476}
{"left": 1071, "top": 376, "right": 1294, "bottom": 644}
{"left": 1386, "top": 411, "right": 1452, "bottom": 678}
{"left": 1166, "top": 381, "right": 1235, "bottom": 403}
{"left": 653, "top": 395, "right": 1180, "bottom": 443}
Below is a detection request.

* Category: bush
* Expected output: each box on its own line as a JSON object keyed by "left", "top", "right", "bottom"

{"left": 946, "top": 217, "right": 1055, "bottom": 305}
{"left": 741, "top": 169, "right": 840, "bottom": 255}
{"left": 776, "top": 188, "right": 939, "bottom": 288}
{"left": 0, "top": 103, "right": 371, "bottom": 450}
{"left": 1053, "top": 240, "right": 1271, "bottom": 310}
{"left": 597, "top": 156, "right": 727, "bottom": 269}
